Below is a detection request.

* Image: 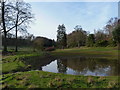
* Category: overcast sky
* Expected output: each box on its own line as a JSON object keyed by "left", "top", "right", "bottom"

{"left": 27, "top": 1, "right": 118, "bottom": 40}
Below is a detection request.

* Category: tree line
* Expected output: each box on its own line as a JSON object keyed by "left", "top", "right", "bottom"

{"left": 57, "top": 17, "right": 120, "bottom": 49}
{"left": 2, "top": 33, "right": 34, "bottom": 47}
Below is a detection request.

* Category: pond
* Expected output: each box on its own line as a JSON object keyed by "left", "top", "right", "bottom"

{"left": 23, "top": 56, "right": 119, "bottom": 76}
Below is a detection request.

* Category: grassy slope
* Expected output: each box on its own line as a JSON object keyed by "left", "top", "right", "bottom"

{"left": 1, "top": 71, "right": 119, "bottom": 88}
{"left": 51, "top": 47, "right": 119, "bottom": 59}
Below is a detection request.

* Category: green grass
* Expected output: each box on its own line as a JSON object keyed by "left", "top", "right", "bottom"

{"left": 2, "top": 50, "right": 46, "bottom": 74}
{"left": 51, "top": 47, "right": 119, "bottom": 59}
{"left": 1, "top": 71, "right": 119, "bottom": 88}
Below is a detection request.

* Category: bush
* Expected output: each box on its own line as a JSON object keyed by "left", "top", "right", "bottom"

{"left": 108, "top": 40, "right": 117, "bottom": 47}
{"left": 45, "top": 47, "right": 55, "bottom": 51}
{"left": 95, "top": 40, "right": 108, "bottom": 47}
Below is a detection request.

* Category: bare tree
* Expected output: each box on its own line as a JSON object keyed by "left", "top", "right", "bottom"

{"left": 94, "top": 29, "right": 107, "bottom": 41}
{"left": 11, "top": 1, "right": 33, "bottom": 52}
{"left": 1, "top": 0, "right": 33, "bottom": 52}
{"left": 104, "top": 17, "right": 118, "bottom": 40}
{"left": 1, "top": 1, "right": 7, "bottom": 52}
{"left": 1, "top": 0, "right": 21, "bottom": 52}
{"left": 1, "top": 0, "right": 13, "bottom": 52}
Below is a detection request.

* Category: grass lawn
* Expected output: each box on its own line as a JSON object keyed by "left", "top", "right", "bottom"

{"left": 1, "top": 71, "right": 119, "bottom": 88}
{"left": 51, "top": 47, "right": 119, "bottom": 59}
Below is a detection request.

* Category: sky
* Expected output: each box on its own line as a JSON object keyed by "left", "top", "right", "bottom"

{"left": 27, "top": 1, "right": 118, "bottom": 40}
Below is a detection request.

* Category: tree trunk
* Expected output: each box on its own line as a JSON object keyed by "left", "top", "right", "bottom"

{"left": 2, "top": 2, "right": 7, "bottom": 52}
{"left": 78, "top": 42, "right": 80, "bottom": 48}
{"left": 3, "top": 32, "right": 7, "bottom": 52}
{"left": 15, "top": 26, "right": 18, "bottom": 52}
{"left": 15, "top": 13, "right": 19, "bottom": 52}
{"left": 118, "top": 43, "right": 120, "bottom": 50}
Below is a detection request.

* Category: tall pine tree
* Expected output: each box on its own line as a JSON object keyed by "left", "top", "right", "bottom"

{"left": 57, "top": 24, "right": 67, "bottom": 49}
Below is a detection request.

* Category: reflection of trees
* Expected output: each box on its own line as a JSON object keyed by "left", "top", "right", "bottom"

{"left": 94, "top": 59, "right": 120, "bottom": 76}
{"left": 57, "top": 59, "right": 67, "bottom": 74}
{"left": 59, "top": 57, "right": 119, "bottom": 76}
{"left": 21, "top": 56, "right": 55, "bottom": 70}
{"left": 111, "top": 60, "right": 120, "bottom": 76}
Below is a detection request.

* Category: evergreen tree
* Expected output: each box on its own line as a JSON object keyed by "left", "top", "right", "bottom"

{"left": 57, "top": 24, "right": 67, "bottom": 48}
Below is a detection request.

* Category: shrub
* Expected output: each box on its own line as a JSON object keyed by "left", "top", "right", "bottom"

{"left": 45, "top": 47, "right": 55, "bottom": 51}
{"left": 108, "top": 40, "right": 117, "bottom": 47}
{"left": 86, "top": 34, "right": 95, "bottom": 47}
{"left": 95, "top": 40, "right": 108, "bottom": 47}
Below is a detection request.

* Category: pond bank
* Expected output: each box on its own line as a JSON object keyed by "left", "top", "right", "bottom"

{"left": 50, "top": 47, "right": 119, "bottom": 60}
{"left": 2, "top": 51, "right": 50, "bottom": 74}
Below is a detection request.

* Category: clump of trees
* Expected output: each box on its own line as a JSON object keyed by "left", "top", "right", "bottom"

{"left": 33, "top": 37, "right": 56, "bottom": 51}
{"left": 93, "top": 17, "right": 119, "bottom": 47}
{"left": 67, "top": 25, "right": 87, "bottom": 48}
{"left": 56, "top": 17, "right": 120, "bottom": 48}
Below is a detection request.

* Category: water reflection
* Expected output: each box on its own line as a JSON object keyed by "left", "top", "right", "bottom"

{"left": 21, "top": 55, "right": 55, "bottom": 70}
{"left": 42, "top": 57, "right": 119, "bottom": 76}
{"left": 57, "top": 59, "right": 67, "bottom": 74}
{"left": 22, "top": 56, "right": 119, "bottom": 76}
